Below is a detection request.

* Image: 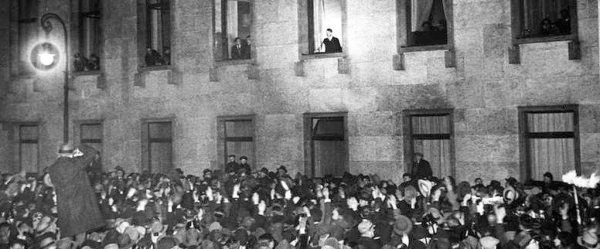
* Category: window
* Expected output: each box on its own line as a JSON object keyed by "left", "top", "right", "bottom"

{"left": 74, "top": 0, "right": 102, "bottom": 72}
{"left": 403, "top": 0, "right": 451, "bottom": 47}
{"left": 304, "top": 113, "right": 348, "bottom": 177}
{"left": 17, "top": 0, "right": 40, "bottom": 75}
{"left": 218, "top": 116, "right": 254, "bottom": 168}
{"left": 404, "top": 110, "right": 454, "bottom": 178}
{"left": 142, "top": 121, "right": 173, "bottom": 173}
{"left": 512, "top": 0, "right": 576, "bottom": 41}
{"left": 79, "top": 122, "right": 102, "bottom": 170}
{"left": 19, "top": 124, "right": 39, "bottom": 173}
{"left": 213, "top": 0, "right": 253, "bottom": 61}
{"left": 519, "top": 106, "right": 579, "bottom": 181}
{"left": 139, "top": 0, "right": 171, "bottom": 67}
{"left": 299, "top": 0, "right": 345, "bottom": 55}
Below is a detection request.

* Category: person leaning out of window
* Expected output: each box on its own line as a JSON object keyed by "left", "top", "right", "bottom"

{"left": 320, "top": 28, "right": 342, "bottom": 53}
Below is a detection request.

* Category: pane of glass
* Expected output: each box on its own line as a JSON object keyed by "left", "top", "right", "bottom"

{"left": 226, "top": 141, "right": 254, "bottom": 168}
{"left": 411, "top": 115, "right": 450, "bottom": 135}
{"left": 81, "top": 124, "right": 102, "bottom": 140}
{"left": 311, "top": 0, "right": 343, "bottom": 54}
{"left": 20, "top": 125, "right": 38, "bottom": 141}
{"left": 529, "top": 138, "right": 575, "bottom": 180}
{"left": 527, "top": 112, "right": 574, "bottom": 133}
{"left": 313, "top": 118, "right": 344, "bottom": 137}
{"left": 150, "top": 142, "right": 172, "bottom": 173}
{"left": 19, "top": 0, "right": 38, "bottom": 19}
{"left": 149, "top": 122, "right": 172, "bottom": 139}
{"left": 410, "top": 0, "right": 447, "bottom": 46}
{"left": 519, "top": 0, "right": 571, "bottom": 38}
{"left": 413, "top": 139, "right": 451, "bottom": 178}
{"left": 225, "top": 120, "right": 253, "bottom": 138}
{"left": 314, "top": 140, "right": 345, "bottom": 177}
{"left": 20, "top": 143, "right": 38, "bottom": 173}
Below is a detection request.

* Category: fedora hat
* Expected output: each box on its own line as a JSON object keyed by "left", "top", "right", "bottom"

{"left": 578, "top": 227, "right": 600, "bottom": 249}
{"left": 503, "top": 185, "right": 520, "bottom": 205}
{"left": 393, "top": 215, "right": 413, "bottom": 235}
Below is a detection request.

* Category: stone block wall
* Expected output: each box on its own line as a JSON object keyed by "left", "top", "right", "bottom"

{"left": 0, "top": 0, "right": 598, "bottom": 184}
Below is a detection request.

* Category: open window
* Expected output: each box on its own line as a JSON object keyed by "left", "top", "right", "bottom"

{"left": 404, "top": 0, "right": 451, "bottom": 47}
{"left": 138, "top": 0, "right": 172, "bottom": 67}
{"left": 519, "top": 105, "right": 580, "bottom": 181}
{"left": 217, "top": 116, "right": 255, "bottom": 168}
{"left": 304, "top": 113, "right": 348, "bottom": 177}
{"left": 511, "top": 0, "right": 577, "bottom": 42}
{"left": 17, "top": 0, "right": 40, "bottom": 75}
{"left": 404, "top": 110, "right": 454, "bottom": 178}
{"left": 299, "top": 0, "right": 345, "bottom": 56}
{"left": 213, "top": 0, "right": 253, "bottom": 61}
{"left": 74, "top": 0, "right": 102, "bottom": 72}
{"left": 19, "top": 124, "right": 39, "bottom": 173}
{"left": 142, "top": 120, "right": 173, "bottom": 173}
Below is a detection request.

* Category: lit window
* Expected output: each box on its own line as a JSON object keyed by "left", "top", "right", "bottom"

{"left": 405, "top": 0, "right": 450, "bottom": 47}
{"left": 143, "top": 0, "right": 171, "bottom": 67}
{"left": 74, "top": 0, "right": 102, "bottom": 72}
{"left": 299, "top": 0, "right": 345, "bottom": 55}
{"left": 214, "top": 0, "right": 253, "bottom": 61}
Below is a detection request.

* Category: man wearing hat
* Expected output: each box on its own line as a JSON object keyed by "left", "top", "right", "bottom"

{"left": 411, "top": 153, "right": 432, "bottom": 180}
{"left": 47, "top": 143, "right": 105, "bottom": 242}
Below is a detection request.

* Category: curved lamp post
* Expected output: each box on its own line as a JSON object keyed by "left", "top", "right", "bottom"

{"left": 39, "top": 13, "right": 70, "bottom": 143}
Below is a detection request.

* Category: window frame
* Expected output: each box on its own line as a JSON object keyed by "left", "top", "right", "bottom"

{"left": 74, "top": 119, "right": 103, "bottom": 149}
{"left": 141, "top": 118, "right": 174, "bottom": 173}
{"left": 518, "top": 105, "right": 580, "bottom": 181}
{"left": 303, "top": 112, "right": 349, "bottom": 177}
{"left": 17, "top": 123, "right": 39, "bottom": 173}
{"left": 137, "top": 0, "right": 175, "bottom": 68}
{"left": 217, "top": 115, "right": 256, "bottom": 169}
{"left": 402, "top": 109, "right": 455, "bottom": 178}
{"left": 397, "top": 0, "right": 455, "bottom": 52}
{"left": 212, "top": 0, "right": 256, "bottom": 64}
{"left": 70, "top": 0, "right": 103, "bottom": 73}
{"left": 297, "top": 0, "right": 348, "bottom": 60}
{"left": 510, "top": 0, "right": 578, "bottom": 45}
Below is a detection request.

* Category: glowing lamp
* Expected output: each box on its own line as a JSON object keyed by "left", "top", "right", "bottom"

{"left": 38, "top": 51, "right": 55, "bottom": 66}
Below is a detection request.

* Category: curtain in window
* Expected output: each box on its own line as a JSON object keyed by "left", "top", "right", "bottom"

{"left": 313, "top": 0, "right": 325, "bottom": 52}
{"left": 411, "top": 0, "right": 434, "bottom": 31}
{"left": 227, "top": 0, "right": 238, "bottom": 58}
{"left": 411, "top": 115, "right": 451, "bottom": 178}
{"left": 528, "top": 113, "right": 575, "bottom": 180}
{"left": 441, "top": 0, "right": 450, "bottom": 24}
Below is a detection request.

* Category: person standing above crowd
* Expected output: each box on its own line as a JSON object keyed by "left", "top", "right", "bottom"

{"left": 411, "top": 153, "right": 432, "bottom": 180}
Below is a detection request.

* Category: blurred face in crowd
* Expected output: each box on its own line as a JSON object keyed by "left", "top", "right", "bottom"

{"left": 475, "top": 178, "right": 483, "bottom": 185}
{"left": 415, "top": 154, "right": 423, "bottom": 162}
{"left": 10, "top": 242, "right": 24, "bottom": 249}
{"left": 229, "top": 156, "right": 236, "bottom": 163}
{"left": 241, "top": 158, "right": 247, "bottom": 164}
{"left": 403, "top": 175, "right": 411, "bottom": 182}
{"left": 543, "top": 176, "right": 552, "bottom": 184}
{"left": 487, "top": 213, "right": 497, "bottom": 226}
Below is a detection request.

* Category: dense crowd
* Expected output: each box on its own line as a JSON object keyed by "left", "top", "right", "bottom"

{"left": 0, "top": 152, "right": 599, "bottom": 249}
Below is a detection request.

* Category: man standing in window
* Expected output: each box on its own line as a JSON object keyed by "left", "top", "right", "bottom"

{"left": 226, "top": 154, "right": 239, "bottom": 174}
{"left": 321, "top": 28, "right": 342, "bottom": 53}
{"left": 411, "top": 152, "right": 432, "bottom": 180}
{"left": 231, "top": 37, "right": 244, "bottom": 60}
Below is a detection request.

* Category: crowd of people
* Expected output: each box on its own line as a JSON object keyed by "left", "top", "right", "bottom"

{"left": 0, "top": 145, "right": 599, "bottom": 249}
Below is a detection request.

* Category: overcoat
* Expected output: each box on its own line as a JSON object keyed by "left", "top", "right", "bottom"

{"left": 48, "top": 145, "right": 105, "bottom": 237}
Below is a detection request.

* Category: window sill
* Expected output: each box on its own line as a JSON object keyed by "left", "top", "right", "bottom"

{"left": 72, "top": 70, "right": 102, "bottom": 77}
{"left": 301, "top": 52, "right": 345, "bottom": 60}
{"left": 400, "top": 44, "right": 450, "bottom": 53}
{"left": 139, "top": 65, "right": 174, "bottom": 72}
{"left": 514, "top": 34, "right": 576, "bottom": 45}
{"left": 215, "top": 59, "right": 255, "bottom": 66}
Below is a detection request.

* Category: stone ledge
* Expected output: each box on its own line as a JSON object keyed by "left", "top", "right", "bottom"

{"left": 134, "top": 65, "right": 181, "bottom": 87}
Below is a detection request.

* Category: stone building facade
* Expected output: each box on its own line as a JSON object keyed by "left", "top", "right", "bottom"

{"left": 0, "top": 0, "right": 599, "bottom": 183}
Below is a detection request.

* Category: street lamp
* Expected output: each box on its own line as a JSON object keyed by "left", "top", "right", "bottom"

{"left": 36, "top": 13, "right": 70, "bottom": 143}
